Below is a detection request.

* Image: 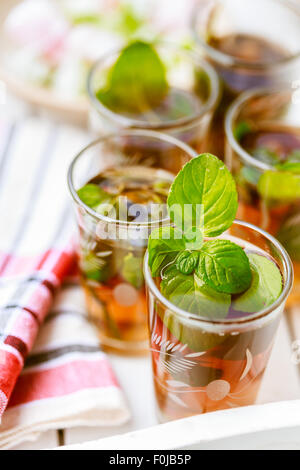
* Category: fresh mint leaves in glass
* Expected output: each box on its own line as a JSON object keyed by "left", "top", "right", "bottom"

{"left": 225, "top": 87, "right": 300, "bottom": 306}
{"left": 68, "top": 129, "right": 196, "bottom": 354}
{"left": 87, "top": 41, "right": 219, "bottom": 154}
{"left": 145, "top": 153, "right": 293, "bottom": 421}
{"left": 192, "top": 0, "right": 300, "bottom": 157}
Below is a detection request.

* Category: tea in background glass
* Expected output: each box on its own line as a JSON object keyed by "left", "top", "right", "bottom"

{"left": 68, "top": 129, "right": 196, "bottom": 354}
{"left": 192, "top": 0, "right": 300, "bottom": 157}
{"left": 87, "top": 41, "right": 219, "bottom": 154}
{"left": 225, "top": 87, "right": 300, "bottom": 305}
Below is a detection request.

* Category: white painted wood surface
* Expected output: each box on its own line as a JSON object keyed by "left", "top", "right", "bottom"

{"left": 62, "top": 313, "right": 300, "bottom": 448}
{"left": 11, "top": 311, "right": 300, "bottom": 450}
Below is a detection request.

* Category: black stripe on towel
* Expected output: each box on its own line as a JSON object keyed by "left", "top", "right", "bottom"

{"left": 0, "top": 305, "right": 40, "bottom": 325}
{"left": 25, "top": 344, "right": 101, "bottom": 368}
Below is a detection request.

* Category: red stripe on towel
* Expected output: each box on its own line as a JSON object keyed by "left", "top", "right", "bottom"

{"left": 0, "top": 248, "right": 76, "bottom": 417}
{"left": 0, "top": 350, "right": 23, "bottom": 402}
{"left": 8, "top": 359, "right": 119, "bottom": 408}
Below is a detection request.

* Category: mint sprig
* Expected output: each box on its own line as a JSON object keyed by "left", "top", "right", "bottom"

{"left": 233, "top": 253, "right": 283, "bottom": 313}
{"left": 176, "top": 251, "right": 199, "bottom": 275}
{"left": 196, "top": 240, "right": 251, "bottom": 294}
{"left": 148, "top": 227, "right": 186, "bottom": 277}
{"left": 77, "top": 184, "right": 111, "bottom": 208}
{"left": 258, "top": 168, "right": 300, "bottom": 201}
{"left": 148, "top": 153, "right": 252, "bottom": 315}
{"left": 161, "top": 264, "right": 230, "bottom": 318}
{"left": 167, "top": 154, "right": 238, "bottom": 237}
{"left": 96, "top": 41, "right": 168, "bottom": 114}
{"left": 121, "top": 253, "right": 144, "bottom": 289}
{"left": 234, "top": 121, "right": 252, "bottom": 141}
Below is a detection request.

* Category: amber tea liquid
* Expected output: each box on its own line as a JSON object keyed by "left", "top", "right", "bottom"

{"left": 79, "top": 166, "right": 173, "bottom": 353}
{"left": 148, "top": 244, "right": 282, "bottom": 421}
{"left": 236, "top": 124, "right": 300, "bottom": 305}
{"left": 206, "top": 33, "right": 290, "bottom": 157}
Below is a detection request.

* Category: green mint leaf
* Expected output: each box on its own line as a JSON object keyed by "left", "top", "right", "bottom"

{"left": 287, "top": 150, "right": 300, "bottom": 163}
{"left": 253, "top": 147, "right": 281, "bottom": 166}
{"left": 233, "top": 253, "right": 282, "bottom": 313}
{"left": 176, "top": 251, "right": 199, "bottom": 275}
{"left": 80, "top": 251, "right": 112, "bottom": 283}
{"left": 234, "top": 121, "right": 252, "bottom": 141}
{"left": 148, "top": 227, "right": 186, "bottom": 277}
{"left": 77, "top": 184, "right": 110, "bottom": 208}
{"left": 159, "top": 89, "right": 198, "bottom": 121}
{"left": 239, "top": 148, "right": 281, "bottom": 186}
{"left": 240, "top": 166, "right": 261, "bottom": 186}
{"left": 121, "top": 253, "right": 144, "bottom": 289}
{"left": 96, "top": 41, "right": 168, "bottom": 113}
{"left": 196, "top": 240, "right": 252, "bottom": 294}
{"left": 167, "top": 154, "right": 238, "bottom": 237}
{"left": 183, "top": 227, "right": 204, "bottom": 250}
{"left": 258, "top": 170, "right": 300, "bottom": 201}
{"left": 161, "top": 264, "right": 230, "bottom": 318}
{"left": 277, "top": 162, "right": 300, "bottom": 173}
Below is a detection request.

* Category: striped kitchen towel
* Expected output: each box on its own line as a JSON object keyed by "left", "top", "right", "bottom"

{"left": 0, "top": 277, "right": 129, "bottom": 449}
{"left": 0, "top": 116, "right": 130, "bottom": 447}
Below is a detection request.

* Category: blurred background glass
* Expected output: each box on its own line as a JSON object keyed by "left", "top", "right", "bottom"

{"left": 88, "top": 42, "right": 219, "bottom": 153}
{"left": 225, "top": 86, "right": 300, "bottom": 306}
{"left": 192, "top": 0, "right": 300, "bottom": 158}
{"left": 68, "top": 129, "right": 196, "bottom": 354}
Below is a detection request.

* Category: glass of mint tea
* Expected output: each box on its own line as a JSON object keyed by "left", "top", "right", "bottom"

{"left": 87, "top": 41, "right": 219, "bottom": 154}
{"left": 68, "top": 129, "right": 196, "bottom": 354}
{"left": 144, "top": 153, "right": 293, "bottom": 421}
{"left": 192, "top": 0, "right": 300, "bottom": 158}
{"left": 225, "top": 87, "right": 300, "bottom": 306}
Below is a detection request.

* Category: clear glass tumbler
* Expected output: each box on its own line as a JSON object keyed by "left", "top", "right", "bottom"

{"left": 145, "top": 220, "right": 293, "bottom": 422}
{"left": 192, "top": 0, "right": 300, "bottom": 157}
{"left": 68, "top": 129, "right": 196, "bottom": 354}
{"left": 225, "top": 86, "right": 300, "bottom": 306}
{"left": 87, "top": 42, "right": 219, "bottom": 154}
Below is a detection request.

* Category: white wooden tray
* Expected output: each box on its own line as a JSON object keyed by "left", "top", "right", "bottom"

{"left": 12, "top": 306, "right": 300, "bottom": 450}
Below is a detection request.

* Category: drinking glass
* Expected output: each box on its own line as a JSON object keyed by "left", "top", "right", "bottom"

{"left": 144, "top": 220, "right": 293, "bottom": 422}
{"left": 192, "top": 0, "right": 300, "bottom": 157}
{"left": 225, "top": 86, "right": 300, "bottom": 305}
{"left": 68, "top": 129, "right": 196, "bottom": 354}
{"left": 87, "top": 42, "right": 219, "bottom": 154}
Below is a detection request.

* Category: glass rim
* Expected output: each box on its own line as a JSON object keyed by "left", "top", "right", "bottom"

{"left": 87, "top": 41, "right": 220, "bottom": 130}
{"left": 225, "top": 85, "right": 296, "bottom": 171}
{"left": 67, "top": 128, "right": 198, "bottom": 227}
{"left": 191, "top": 0, "right": 300, "bottom": 69}
{"left": 144, "top": 219, "right": 293, "bottom": 328}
